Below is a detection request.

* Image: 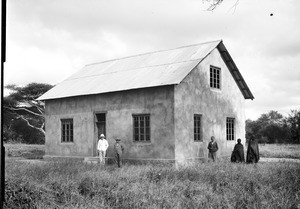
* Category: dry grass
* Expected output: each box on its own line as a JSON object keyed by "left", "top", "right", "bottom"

{"left": 4, "top": 158, "right": 300, "bottom": 208}
{"left": 4, "top": 143, "right": 300, "bottom": 208}
{"left": 4, "top": 143, "right": 45, "bottom": 159}
{"left": 259, "top": 144, "right": 300, "bottom": 159}
{"left": 4, "top": 143, "right": 300, "bottom": 160}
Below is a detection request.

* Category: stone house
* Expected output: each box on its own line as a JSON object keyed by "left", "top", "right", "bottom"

{"left": 39, "top": 40, "right": 254, "bottom": 163}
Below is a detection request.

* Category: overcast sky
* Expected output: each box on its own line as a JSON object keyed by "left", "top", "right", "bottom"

{"left": 4, "top": 0, "right": 300, "bottom": 120}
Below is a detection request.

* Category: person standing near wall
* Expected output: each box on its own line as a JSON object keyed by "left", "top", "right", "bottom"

{"left": 246, "top": 137, "right": 260, "bottom": 163}
{"left": 97, "top": 134, "right": 109, "bottom": 165}
{"left": 231, "top": 138, "right": 245, "bottom": 163}
{"left": 207, "top": 136, "right": 218, "bottom": 162}
{"left": 114, "top": 138, "right": 124, "bottom": 167}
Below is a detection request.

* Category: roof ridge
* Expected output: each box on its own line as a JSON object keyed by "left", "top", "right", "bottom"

{"left": 85, "top": 40, "right": 222, "bottom": 67}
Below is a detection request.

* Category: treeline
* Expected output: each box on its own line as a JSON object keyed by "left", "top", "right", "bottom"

{"left": 246, "top": 110, "right": 300, "bottom": 144}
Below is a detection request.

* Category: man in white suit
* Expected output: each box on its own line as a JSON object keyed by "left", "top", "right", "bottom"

{"left": 97, "top": 134, "right": 109, "bottom": 165}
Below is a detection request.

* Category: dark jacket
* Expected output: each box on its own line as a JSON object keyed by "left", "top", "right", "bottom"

{"left": 246, "top": 139, "right": 260, "bottom": 163}
{"left": 231, "top": 143, "right": 245, "bottom": 162}
{"left": 114, "top": 142, "right": 124, "bottom": 155}
{"left": 207, "top": 141, "right": 218, "bottom": 153}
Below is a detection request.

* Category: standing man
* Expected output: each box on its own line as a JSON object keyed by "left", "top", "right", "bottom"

{"left": 97, "top": 134, "right": 109, "bottom": 165}
{"left": 114, "top": 138, "right": 124, "bottom": 167}
{"left": 207, "top": 136, "right": 218, "bottom": 162}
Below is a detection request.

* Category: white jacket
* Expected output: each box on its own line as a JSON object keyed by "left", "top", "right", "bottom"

{"left": 97, "top": 139, "right": 109, "bottom": 151}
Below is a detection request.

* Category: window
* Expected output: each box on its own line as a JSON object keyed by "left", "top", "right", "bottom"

{"left": 210, "top": 66, "right": 221, "bottom": 89}
{"left": 194, "top": 114, "right": 202, "bottom": 141}
{"left": 133, "top": 114, "right": 150, "bottom": 142}
{"left": 226, "top": 118, "right": 235, "bottom": 141}
{"left": 61, "top": 119, "right": 73, "bottom": 142}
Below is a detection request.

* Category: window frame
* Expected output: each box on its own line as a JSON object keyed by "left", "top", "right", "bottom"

{"left": 132, "top": 114, "right": 151, "bottom": 142}
{"left": 194, "top": 114, "right": 203, "bottom": 142}
{"left": 61, "top": 118, "right": 74, "bottom": 143}
{"left": 210, "top": 65, "right": 221, "bottom": 90}
{"left": 226, "top": 117, "right": 235, "bottom": 141}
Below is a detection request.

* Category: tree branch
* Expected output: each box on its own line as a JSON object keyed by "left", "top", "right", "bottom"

{"left": 229, "top": 0, "right": 240, "bottom": 13}
{"left": 16, "top": 115, "right": 45, "bottom": 135}
{"left": 205, "top": 0, "right": 223, "bottom": 11}
{"left": 6, "top": 106, "right": 43, "bottom": 117}
{"left": 27, "top": 100, "right": 45, "bottom": 114}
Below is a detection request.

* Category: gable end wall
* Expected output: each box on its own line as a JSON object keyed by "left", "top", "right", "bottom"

{"left": 174, "top": 48, "right": 245, "bottom": 162}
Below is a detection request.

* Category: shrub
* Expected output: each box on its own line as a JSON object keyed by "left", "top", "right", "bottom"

{"left": 78, "top": 177, "right": 95, "bottom": 198}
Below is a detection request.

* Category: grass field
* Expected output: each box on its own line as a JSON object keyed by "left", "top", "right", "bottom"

{"left": 3, "top": 143, "right": 300, "bottom": 208}
{"left": 259, "top": 144, "right": 300, "bottom": 159}
{"left": 4, "top": 143, "right": 45, "bottom": 159}
{"left": 4, "top": 143, "right": 300, "bottom": 160}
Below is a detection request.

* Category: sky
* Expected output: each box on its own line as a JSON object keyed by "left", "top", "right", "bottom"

{"left": 4, "top": 0, "right": 300, "bottom": 120}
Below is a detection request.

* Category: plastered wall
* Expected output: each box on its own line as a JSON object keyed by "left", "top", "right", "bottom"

{"left": 174, "top": 48, "right": 246, "bottom": 163}
{"left": 44, "top": 86, "right": 175, "bottom": 160}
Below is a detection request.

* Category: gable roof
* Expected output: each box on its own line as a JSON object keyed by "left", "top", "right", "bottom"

{"left": 38, "top": 40, "right": 254, "bottom": 100}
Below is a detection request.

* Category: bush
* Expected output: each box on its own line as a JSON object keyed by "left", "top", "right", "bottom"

{"left": 78, "top": 177, "right": 95, "bottom": 198}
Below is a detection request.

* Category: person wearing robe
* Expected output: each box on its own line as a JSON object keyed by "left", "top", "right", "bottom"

{"left": 207, "top": 136, "right": 218, "bottom": 162}
{"left": 231, "top": 138, "right": 245, "bottom": 163}
{"left": 246, "top": 138, "right": 260, "bottom": 163}
{"left": 114, "top": 138, "right": 124, "bottom": 167}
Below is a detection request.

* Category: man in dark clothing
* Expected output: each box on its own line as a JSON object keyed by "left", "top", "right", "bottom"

{"left": 246, "top": 138, "right": 260, "bottom": 163}
{"left": 231, "top": 138, "right": 245, "bottom": 163}
{"left": 207, "top": 136, "right": 218, "bottom": 162}
{"left": 114, "top": 138, "right": 124, "bottom": 167}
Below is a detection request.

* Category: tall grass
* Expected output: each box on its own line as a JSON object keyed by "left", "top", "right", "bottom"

{"left": 5, "top": 158, "right": 300, "bottom": 209}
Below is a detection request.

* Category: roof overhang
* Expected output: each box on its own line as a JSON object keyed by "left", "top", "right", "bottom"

{"left": 217, "top": 41, "right": 254, "bottom": 100}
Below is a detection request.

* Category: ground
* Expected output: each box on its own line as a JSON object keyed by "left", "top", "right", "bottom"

{"left": 3, "top": 143, "right": 300, "bottom": 208}
{"left": 4, "top": 143, "right": 300, "bottom": 160}
{"left": 259, "top": 143, "right": 300, "bottom": 159}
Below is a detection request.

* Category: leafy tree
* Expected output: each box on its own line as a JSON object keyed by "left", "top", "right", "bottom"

{"left": 257, "top": 110, "right": 284, "bottom": 126}
{"left": 246, "top": 119, "right": 263, "bottom": 142}
{"left": 3, "top": 83, "right": 53, "bottom": 143}
{"left": 246, "top": 110, "right": 291, "bottom": 144}
{"left": 260, "top": 123, "right": 289, "bottom": 143}
{"left": 257, "top": 111, "right": 287, "bottom": 143}
{"left": 286, "top": 109, "right": 300, "bottom": 143}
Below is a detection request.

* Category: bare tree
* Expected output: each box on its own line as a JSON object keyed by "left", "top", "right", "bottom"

{"left": 204, "top": 0, "right": 239, "bottom": 12}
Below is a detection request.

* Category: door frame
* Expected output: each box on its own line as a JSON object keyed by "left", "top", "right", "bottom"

{"left": 93, "top": 111, "right": 107, "bottom": 156}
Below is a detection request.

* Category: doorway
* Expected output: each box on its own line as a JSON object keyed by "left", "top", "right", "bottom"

{"left": 95, "top": 113, "right": 106, "bottom": 137}
{"left": 94, "top": 113, "right": 106, "bottom": 156}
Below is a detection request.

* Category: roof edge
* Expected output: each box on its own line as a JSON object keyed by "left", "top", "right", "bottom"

{"left": 37, "top": 84, "right": 177, "bottom": 101}
{"left": 217, "top": 41, "right": 254, "bottom": 100}
{"left": 176, "top": 40, "right": 222, "bottom": 85}
{"left": 85, "top": 40, "right": 223, "bottom": 67}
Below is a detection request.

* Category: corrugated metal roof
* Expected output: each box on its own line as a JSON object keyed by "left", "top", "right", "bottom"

{"left": 38, "top": 40, "right": 254, "bottom": 100}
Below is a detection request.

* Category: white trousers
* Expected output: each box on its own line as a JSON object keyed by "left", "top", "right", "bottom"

{"left": 99, "top": 150, "right": 106, "bottom": 165}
